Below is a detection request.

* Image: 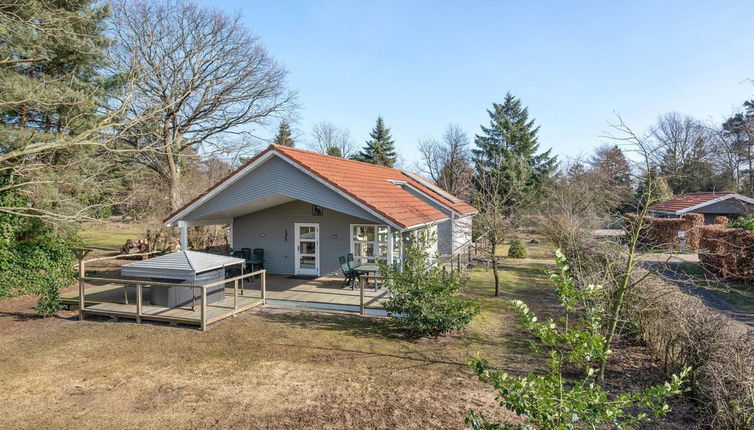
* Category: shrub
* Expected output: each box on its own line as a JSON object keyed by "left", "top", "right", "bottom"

{"left": 34, "top": 282, "right": 67, "bottom": 317}
{"left": 0, "top": 236, "right": 77, "bottom": 303}
{"left": 468, "top": 250, "right": 688, "bottom": 429}
{"left": 625, "top": 271, "right": 754, "bottom": 428}
{"left": 507, "top": 239, "right": 528, "bottom": 258}
{"left": 380, "top": 231, "right": 480, "bottom": 337}
{"left": 728, "top": 215, "right": 754, "bottom": 231}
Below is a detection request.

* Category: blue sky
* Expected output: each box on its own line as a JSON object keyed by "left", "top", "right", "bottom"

{"left": 201, "top": 0, "right": 754, "bottom": 166}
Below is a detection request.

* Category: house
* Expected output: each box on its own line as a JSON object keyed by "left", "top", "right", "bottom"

{"left": 648, "top": 192, "right": 754, "bottom": 224}
{"left": 164, "top": 145, "right": 477, "bottom": 277}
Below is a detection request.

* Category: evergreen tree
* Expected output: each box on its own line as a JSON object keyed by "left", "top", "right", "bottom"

{"left": 0, "top": 0, "right": 111, "bottom": 138}
{"left": 273, "top": 120, "right": 295, "bottom": 147}
{"left": 355, "top": 116, "right": 397, "bottom": 167}
{"left": 472, "top": 93, "right": 557, "bottom": 210}
{"left": 0, "top": 0, "right": 118, "bottom": 221}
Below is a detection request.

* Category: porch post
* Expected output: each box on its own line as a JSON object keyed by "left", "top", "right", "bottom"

{"left": 359, "top": 276, "right": 365, "bottom": 316}
{"left": 72, "top": 248, "right": 92, "bottom": 321}
{"left": 200, "top": 286, "right": 207, "bottom": 331}
{"left": 136, "top": 283, "right": 143, "bottom": 324}
{"left": 234, "top": 279, "right": 238, "bottom": 309}
{"left": 261, "top": 271, "right": 266, "bottom": 304}
{"left": 387, "top": 229, "right": 394, "bottom": 265}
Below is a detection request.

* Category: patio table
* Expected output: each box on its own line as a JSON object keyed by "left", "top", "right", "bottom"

{"left": 353, "top": 263, "right": 381, "bottom": 290}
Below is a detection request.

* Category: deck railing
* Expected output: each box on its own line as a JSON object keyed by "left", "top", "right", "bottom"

{"left": 78, "top": 269, "right": 266, "bottom": 331}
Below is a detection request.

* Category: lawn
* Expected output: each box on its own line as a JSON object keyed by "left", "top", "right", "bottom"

{"left": 79, "top": 222, "right": 146, "bottom": 254}
{"left": 0, "top": 261, "right": 553, "bottom": 429}
{"left": 0, "top": 256, "right": 696, "bottom": 429}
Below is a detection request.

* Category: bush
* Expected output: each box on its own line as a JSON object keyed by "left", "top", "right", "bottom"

{"left": 34, "top": 282, "right": 67, "bottom": 317}
{"left": 468, "top": 250, "right": 688, "bottom": 429}
{"left": 380, "top": 231, "right": 480, "bottom": 337}
{"left": 507, "top": 239, "right": 528, "bottom": 258}
{"left": 728, "top": 215, "right": 754, "bottom": 231}
{"left": 0, "top": 236, "right": 77, "bottom": 302}
{"left": 626, "top": 271, "right": 754, "bottom": 428}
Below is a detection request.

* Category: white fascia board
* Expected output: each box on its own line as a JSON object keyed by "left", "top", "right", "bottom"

{"left": 165, "top": 151, "right": 277, "bottom": 226}
{"left": 678, "top": 194, "right": 754, "bottom": 214}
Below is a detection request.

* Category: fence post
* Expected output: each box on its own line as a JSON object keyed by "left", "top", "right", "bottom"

{"left": 260, "top": 271, "right": 266, "bottom": 304}
{"left": 234, "top": 279, "right": 238, "bottom": 309}
{"left": 136, "top": 284, "right": 143, "bottom": 324}
{"left": 359, "top": 276, "right": 365, "bottom": 316}
{"left": 200, "top": 286, "right": 207, "bottom": 331}
{"left": 72, "top": 248, "right": 92, "bottom": 321}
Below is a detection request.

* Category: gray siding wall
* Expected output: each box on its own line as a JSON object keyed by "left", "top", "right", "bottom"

{"left": 437, "top": 218, "right": 453, "bottom": 255}
{"left": 187, "top": 156, "right": 382, "bottom": 223}
{"left": 452, "top": 215, "right": 473, "bottom": 254}
{"left": 233, "top": 200, "right": 380, "bottom": 276}
{"left": 696, "top": 200, "right": 754, "bottom": 216}
{"left": 401, "top": 185, "right": 453, "bottom": 254}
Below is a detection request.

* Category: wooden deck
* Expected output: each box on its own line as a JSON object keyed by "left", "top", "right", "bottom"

{"left": 61, "top": 274, "right": 387, "bottom": 329}
{"left": 263, "top": 275, "right": 387, "bottom": 309}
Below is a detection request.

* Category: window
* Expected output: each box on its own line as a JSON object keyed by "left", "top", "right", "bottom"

{"left": 351, "top": 224, "right": 389, "bottom": 263}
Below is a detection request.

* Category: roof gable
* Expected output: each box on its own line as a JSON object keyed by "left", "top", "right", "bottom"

{"left": 165, "top": 145, "right": 476, "bottom": 229}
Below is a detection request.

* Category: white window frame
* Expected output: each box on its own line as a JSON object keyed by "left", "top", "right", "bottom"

{"left": 350, "top": 224, "right": 390, "bottom": 263}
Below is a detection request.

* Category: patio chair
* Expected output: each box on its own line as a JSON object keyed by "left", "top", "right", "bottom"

{"left": 346, "top": 253, "right": 355, "bottom": 270}
{"left": 251, "top": 248, "right": 265, "bottom": 270}
{"left": 339, "top": 256, "right": 359, "bottom": 289}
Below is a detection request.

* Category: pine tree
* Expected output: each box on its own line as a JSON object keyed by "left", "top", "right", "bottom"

{"left": 472, "top": 93, "right": 557, "bottom": 209}
{"left": 273, "top": 120, "right": 295, "bottom": 147}
{"left": 0, "top": 0, "right": 117, "bottom": 221}
{"left": 0, "top": 0, "right": 111, "bottom": 139}
{"left": 355, "top": 116, "right": 397, "bottom": 167}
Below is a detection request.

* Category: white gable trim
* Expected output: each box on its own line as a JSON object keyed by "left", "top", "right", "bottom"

{"left": 677, "top": 194, "right": 754, "bottom": 214}
{"left": 165, "top": 149, "right": 409, "bottom": 231}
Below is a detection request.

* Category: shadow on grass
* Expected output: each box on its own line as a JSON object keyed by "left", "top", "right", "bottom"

{"left": 258, "top": 309, "right": 418, "bottom": 342}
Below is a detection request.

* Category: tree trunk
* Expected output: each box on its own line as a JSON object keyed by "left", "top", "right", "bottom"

{"left": 168, "top": 168, "right": 182, "bottom": 211}
{"left": 491, "top": 241, "right": 500, "bottom": 296}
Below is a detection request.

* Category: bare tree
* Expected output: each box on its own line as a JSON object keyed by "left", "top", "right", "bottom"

{"left": 417, "top": 124, "right": 474, "bottom": 200}
{"left": 653, "top": 112, "right": 715, "bottom": 193}
{"left": 309, "top": 121, "right": 354, "bottom": 157}
{"left": 110, "top": 0, "right": 296, "bottom": 210}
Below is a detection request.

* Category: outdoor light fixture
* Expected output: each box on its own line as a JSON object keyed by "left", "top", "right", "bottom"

{"left": 331, "top": 234, "right": 337, "bottom": 239}
{"left": 259, "top": 232, "right": 266, "bottom": 237}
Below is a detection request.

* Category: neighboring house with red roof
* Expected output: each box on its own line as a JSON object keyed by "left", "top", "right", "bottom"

{"left": 164, "top": 145, "right": 477, "bottom": 276}
{"left": 648, "top": 192, "right": 754, "bottom": 224}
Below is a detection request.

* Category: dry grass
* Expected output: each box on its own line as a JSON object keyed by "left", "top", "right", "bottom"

{"left": 0, "top": 258, "right": 699, "bottom": 429}
{"left": 0, "top": 262, "right": 554, "bottom": 429}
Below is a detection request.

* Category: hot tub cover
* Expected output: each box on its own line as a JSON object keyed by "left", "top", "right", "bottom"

{"left": 120, "top": 250, "right": 245, "bottom": 280}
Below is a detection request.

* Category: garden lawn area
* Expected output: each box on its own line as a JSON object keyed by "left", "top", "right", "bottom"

{"left": 0, "top": 259, "right": 695, "bottom": 429}
{"left": 0, "top": 261, "right": 554, "bottom": 429}
{"left": 79, "top": 222, "right": 146, "bottom": 254}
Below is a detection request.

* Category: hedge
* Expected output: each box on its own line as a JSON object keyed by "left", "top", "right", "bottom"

{"left": 625, "top": 212, "right": 704, "bottom": 250}
{"left": 625, "top": 271, "right": 753, "bottom": 429}
{"left": 698, "top": 216, "right": 754, "bottom": 282}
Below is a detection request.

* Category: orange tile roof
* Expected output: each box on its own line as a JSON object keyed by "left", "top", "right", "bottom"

{"left": 649, "top": 192, "right": 734, "bottom": 212}
{"left": 166, "top": 145, "right": 477, "bottom": 229}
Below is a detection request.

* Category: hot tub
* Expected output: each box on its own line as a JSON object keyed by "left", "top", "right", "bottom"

{"left": 120, "top": 251, "right": 246, "bottom": 308}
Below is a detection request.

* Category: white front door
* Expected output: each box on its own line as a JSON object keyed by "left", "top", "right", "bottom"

{"left": 294, "top": 223, "right": 319, "bottom": 276}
